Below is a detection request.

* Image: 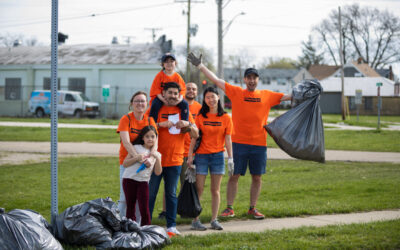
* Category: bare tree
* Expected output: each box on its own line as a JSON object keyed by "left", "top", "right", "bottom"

{"left": 0, "top": 32, "right": 40, "bottom": 47}
{"left": 258, "top": 56, "right": 297, "bottom": 69}
{"left": 312, "top": 4, "right": 400, "bottom": 69}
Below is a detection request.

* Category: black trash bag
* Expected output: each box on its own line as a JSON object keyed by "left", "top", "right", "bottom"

{"left": 52, "top": 197, "right": 170, "bottom": 249}
{"left": 177, "top": 180, "right": 202, "bottom": 218}
{"left": 266, "top": 79, "right": 325, "bottom": 163}
{"left": 0, "top": 208, "right": 63, "bottom": 250}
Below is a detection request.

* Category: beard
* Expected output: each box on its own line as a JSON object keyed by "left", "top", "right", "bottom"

{"left": 185, "top": 94, "right": 195, "bottom": 101}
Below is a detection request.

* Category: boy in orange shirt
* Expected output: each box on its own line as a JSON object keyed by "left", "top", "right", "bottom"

{"left": 149, "top": 53, "right": 189, "bottom": 122}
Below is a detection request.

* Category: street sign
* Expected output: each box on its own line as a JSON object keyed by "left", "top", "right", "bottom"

{"left": 355, "top": 89, "right": 362, "bottom": 105}
{"left": 376, "top": 82, "right": 383, "bottom": 87}
{"left": 102, "top": 85, "right": 110, "bottom": 97}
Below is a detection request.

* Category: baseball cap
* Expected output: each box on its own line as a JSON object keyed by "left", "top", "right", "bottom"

{"left": 244, "top": 68, "right": 259, "bottom": 77}
{"left": 161, "top": 53, "right": 176, "bottom": 63}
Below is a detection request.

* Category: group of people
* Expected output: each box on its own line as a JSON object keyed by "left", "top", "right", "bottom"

{"left": 116, "top": 52, "right": 292, "bottom": 236}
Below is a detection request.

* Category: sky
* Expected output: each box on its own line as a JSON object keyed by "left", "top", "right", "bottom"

{"left": 1, "top": 0, "right": 399, "bottom": 75}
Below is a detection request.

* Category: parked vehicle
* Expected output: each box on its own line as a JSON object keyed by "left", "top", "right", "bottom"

{"left": 28, "top": 90, "right": 100, "bottom": 118}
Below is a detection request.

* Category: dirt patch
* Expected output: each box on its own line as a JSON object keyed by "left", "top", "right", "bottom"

{"left": 0, "top": 152, "right": 51, "bottom": 166}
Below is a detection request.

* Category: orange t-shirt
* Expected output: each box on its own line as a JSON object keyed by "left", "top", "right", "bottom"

{"left": 157, "top": 105, "right": 195, "bottom": 167}
{"left": 184, "top": 101, "right": 202, "bottom": 157}
{"left": 225, "top": 83, "right": 284, "bottom": 146}
{"left": 116, "top": 113, "right": 156, "bottom": 164}
{"left": 195, "top": 113, "right": 233, "bottom": 154}
{"left": 149, "top": 71, "right": 186, "bottom": 103}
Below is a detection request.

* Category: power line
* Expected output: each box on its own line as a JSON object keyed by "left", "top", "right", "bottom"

{"left": 0, "top": 2, "right": 175, "bottom": 29}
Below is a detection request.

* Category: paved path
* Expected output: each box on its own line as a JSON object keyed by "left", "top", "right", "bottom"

{"left": 177, "top": 209, "right": 400, "bottom": 236}
{"left": 1, "top": 141, "right": 399, "bottom": 163}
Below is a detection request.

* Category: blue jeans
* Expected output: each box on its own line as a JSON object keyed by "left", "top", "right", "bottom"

{"left": 233, "top": 142, "right": 267, "bottom": 175}
{"left": 195, "top": 151, "right": 225, "bottom": 175}
{"left": 149, "top": 165, "right": 181, "bottom": 228}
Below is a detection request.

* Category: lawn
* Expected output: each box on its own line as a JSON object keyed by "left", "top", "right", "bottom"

{"left": 1, "top": 126, "right": 399, "bottom": 152}
{"left": 1, "top": 157, "right": 399, "bottom": 223}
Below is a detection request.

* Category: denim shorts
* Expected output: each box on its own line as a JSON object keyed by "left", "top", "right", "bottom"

{"left": 233, "top": 142, "right": 267, "bottom": 175}
{"left": 194, "top": 151, "right": 225, "bottom": 175}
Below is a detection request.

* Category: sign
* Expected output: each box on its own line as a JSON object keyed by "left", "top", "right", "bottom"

{"left": 102, "top": 85, "right": 110, "bottom": 97}
{"left": 376, "top": 82, "right": 383, "bottom": 87}
{"left": 355, "top": 89, "right": 362, "bottom": 105}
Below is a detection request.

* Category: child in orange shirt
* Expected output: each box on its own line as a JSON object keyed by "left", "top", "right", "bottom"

{"left": 149, "top": 53, "right": 189, "bottom": 122}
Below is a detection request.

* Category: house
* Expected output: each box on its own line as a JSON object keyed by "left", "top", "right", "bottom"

{"left": 320, "top": 76, "right": 399, "bottom": 115}
{"left": 0, "top": 36, "right": 171, "bottom": 117}
{"left": 308, "top": 65, "right": 340, "bottom": 80}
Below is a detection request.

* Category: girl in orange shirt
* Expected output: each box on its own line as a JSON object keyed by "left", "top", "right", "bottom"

{"left": 187, "top": 87, "right": 233, "bottom": 231}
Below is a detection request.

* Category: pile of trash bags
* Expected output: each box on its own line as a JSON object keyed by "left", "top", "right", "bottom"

{"left": 266, "top": 79, "right": 325, "bottom": 163}
{"left": 0, "top": 198, "right": 170, "bottom": 249}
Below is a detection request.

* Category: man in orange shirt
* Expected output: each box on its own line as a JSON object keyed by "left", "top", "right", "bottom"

{"left": 148, "top": 82, "right": 198, "bottom": 236}
{"left": 188, "top": 53, "right": 291, "bottom": 220}
{"left": 158, "top": 82, "right": 202, "bottom": 220}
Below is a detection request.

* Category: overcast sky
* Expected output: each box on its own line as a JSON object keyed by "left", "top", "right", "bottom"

{"left": 1, "top": 0, "right": 399, "bottom": 74}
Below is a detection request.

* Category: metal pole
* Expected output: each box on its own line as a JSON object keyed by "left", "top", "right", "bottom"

{"left": 50, "top": 0, "right": 59, "bottom": 224}
{"left": 356, "top": 104, "right": 359, "bottom": 122}
{"left": 377, "top": 86, "right": 381, "bottom": 130}
{"left": 338, "top": 6, "right": 346, "bottom": 120}
{"left": 217, "top": 0, "right": 223, "bottom": 78}
{"left": 186, "top": 0, "right": 191, "bottom": 82}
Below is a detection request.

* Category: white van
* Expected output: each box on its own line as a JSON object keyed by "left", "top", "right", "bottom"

{"left": 29, "top": 90, "right": 100, "bottom": 118}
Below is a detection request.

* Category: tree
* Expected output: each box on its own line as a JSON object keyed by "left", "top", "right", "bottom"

{"left": 259, "top": 57, "right": 297, "bottom": 69}
{"left": 312, "top": 4, "right": 400, "bottom": 69}
{"left": 297, "top": 35, "right": 324, "bottom": 69}
{"left": 0, "top": 32, "right": 39, "bottom": 47}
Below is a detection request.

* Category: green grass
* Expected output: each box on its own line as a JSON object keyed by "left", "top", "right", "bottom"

{"left": 321, "top": 114, "right": 400, "bottom": 128}
{"left": 1, "top": 157, "right": 399, "bottom": 223}
{"left": 0, "top": 117, "right": 120, "bottom": 125}
{"left": 168, "top": 220, "right": 400, "bottom": 249}
{"left": 1, "top": 126, "right": 400, "bottom": 152}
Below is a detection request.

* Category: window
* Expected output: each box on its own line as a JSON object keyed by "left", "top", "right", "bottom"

{"left": 364, "top": 97, "right": 373, "bottom": 110}
{"left": 68, "top": 78, "right": 86, "bottom": 93}
{"left": 43, "top": 77, "right": 61, "bottom": 90}
{"left": 5, "top": 78, "right": 21, "bottom": 100}
{"left": 277, "top": 78, "right": 286, "bottom": 85}
{"left": 262, "top": 77, "right": 271, "bottom": 85}
{"left": 349, "top": 97, "right": 356, "bottom": 110}
{"left": 65, "top": 94, "right": 75, "bottom": 102}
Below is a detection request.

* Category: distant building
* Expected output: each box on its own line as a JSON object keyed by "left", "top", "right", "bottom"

{"left": 0, "top": 36, "right": 172, "bottom": 117}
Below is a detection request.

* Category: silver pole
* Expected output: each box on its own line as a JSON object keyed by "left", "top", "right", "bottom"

{"left": 50, "top": 0, "right": 59, "bottom": 224}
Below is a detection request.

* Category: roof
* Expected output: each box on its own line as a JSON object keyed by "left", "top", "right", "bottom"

{"left": 0, "top": 44, "right": 163, "bottom": 65}
{"left": 308, "top": 65, "right": 340, "bottom": 80}
{"left": 224, "top": 68, "right": 299, "bottom": 79}
{"left": 351, "top": 61, "right": 380, "bottom": 77}
{"left": 320, "top": 77, "right": 396, "bottom": 96}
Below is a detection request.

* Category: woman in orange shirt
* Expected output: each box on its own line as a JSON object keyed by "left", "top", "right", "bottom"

{"left": 187, "top": 86, "right": 233, "bottom": 231}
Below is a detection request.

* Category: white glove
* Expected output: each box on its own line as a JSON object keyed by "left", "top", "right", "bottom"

{"left": 228, "top": 158, "right": 234, "bottom": 177}
{"left": 185, "top": 165, "right": 197, "bottom": 183}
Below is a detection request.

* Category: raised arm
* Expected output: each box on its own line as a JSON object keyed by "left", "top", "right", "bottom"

{"left": 188, "top": 52, "right": 226, "bottom": 92}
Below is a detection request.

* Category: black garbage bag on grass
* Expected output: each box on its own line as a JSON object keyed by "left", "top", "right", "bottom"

{"left": 0, "top": 208, "right": 63, "bottom": 250}
{"left": 177, "top": 180, "right": 202, "bottom": 218}
{"left": 266, "top": 79, "right": 325, "bottom": 163}
{"left": 52, "top": 197, "right": 170, "bottom": 249}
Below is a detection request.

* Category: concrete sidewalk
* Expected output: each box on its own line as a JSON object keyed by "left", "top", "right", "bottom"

{"left": 1, "top": 141, "right": 399, "bottom": 163}
{"left": 177, "top": 209, "right": 400, "bottom": 236}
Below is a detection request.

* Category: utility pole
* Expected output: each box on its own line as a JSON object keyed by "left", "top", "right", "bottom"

{"left": 338, "top": 6, "right": 346, "bottom": 120}
{"left": 217, "top": 0, "right": 223, "bottom": 78}
{"left": 144, "top": 28, "right": 162, "bottom": 42}
{"left": 186, "top": 0, "right": 191, "bottom": 82}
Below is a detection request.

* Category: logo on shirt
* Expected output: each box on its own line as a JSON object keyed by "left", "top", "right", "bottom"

{"left": 203, "top": 121, "right": 222, "bottom": 127}
{"left": 131, "top": 128, "right": 141, "bottom": 134}
{"left": 161, "top": 113, "right": 179, "bottom": 119}
{"left": 244, "top": 97, "right": 261, "bottom": 103}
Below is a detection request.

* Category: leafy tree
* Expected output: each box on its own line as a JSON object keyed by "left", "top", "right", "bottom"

{"left": 297, "top": 35, "right": 324, "bottom": 69}
{"left": 312, "top": 4, "right": 400, "bottom": 69}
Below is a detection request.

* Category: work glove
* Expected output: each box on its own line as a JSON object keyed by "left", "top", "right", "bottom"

{"left": 187, "top": 52, "right": 202, "bottom": 67}
{"left": 185, "top": 165, "right": 197, "bottom": 183}
{"left": 228, "top": 158, "right": 234, "bottom": 177}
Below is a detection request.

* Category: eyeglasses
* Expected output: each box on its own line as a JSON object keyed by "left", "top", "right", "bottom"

{"left": 133, "top": 100, "right": 147, "bottom": 104}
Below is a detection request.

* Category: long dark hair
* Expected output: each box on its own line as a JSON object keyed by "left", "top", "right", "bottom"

{"left": 132, "top": 125, "right": 158, "bottom": 145}
{"left": 199, "top": 86, "right": 226, "bottom": 118}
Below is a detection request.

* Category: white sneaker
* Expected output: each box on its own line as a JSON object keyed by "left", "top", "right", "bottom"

{"left": 167, "top": 226, "right": 181, "bottom": 235}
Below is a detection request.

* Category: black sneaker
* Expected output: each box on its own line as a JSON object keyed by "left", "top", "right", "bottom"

{"left": 158, "top": 211, "right": 166, "bottom": 219}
